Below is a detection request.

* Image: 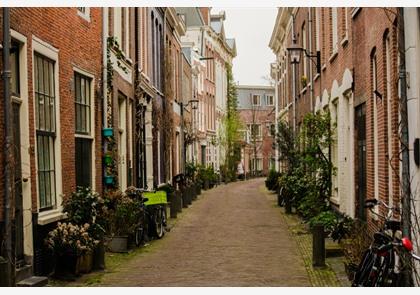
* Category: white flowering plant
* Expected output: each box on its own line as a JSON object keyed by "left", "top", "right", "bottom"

{"left": 45, "top": 222, "right": 99, "bottom": 256}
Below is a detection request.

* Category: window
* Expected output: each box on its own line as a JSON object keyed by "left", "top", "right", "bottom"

{"left": 74, "top": 72, "right": 93, "bottom": 188}
{"left": 266, "top": 95, "right": 274, "bottom": 106}
{"left": 34, "top": 53, "right": 57, "bottom": 211}
{"left": 269, "top": 124, "right": 276, "bottom": 136}
{"left": 74, "top": 73, "right": 91, "bottom": 134}
{"left": 11, "top": 40, "right": 20, "bottom": 97}
{"left": 252, "top": 94, "right": 261, "bottom": 106}
{"left": 249, "top": 124, "right": 262, "bottom": 139}
{"left": 331, "top": 8, "right": 338, "bottom": 53}
{"left": 77, "top": 7, "right": 86, "bottom": 13}
{"left": 385, "top": 34, "right": 393, "bottom": 207}
{"left": 315, "top": 8, "right": 320, "bottom": 51}
{"left": 372, "top": 50, "right": 379, "bottom": 204}
{"left": 251, "top": 158, "right": 263, "bottom": 171}
{"left": 302, "top": 23, "right": 307, "bottom": 78}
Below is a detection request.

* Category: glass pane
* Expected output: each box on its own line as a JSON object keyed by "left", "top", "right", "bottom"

{"left": 11, "top": 47, "right": 20, "bottom": 96}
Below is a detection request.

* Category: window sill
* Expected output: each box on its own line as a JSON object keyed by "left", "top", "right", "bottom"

{"left": 300, "top": 86, "right": 307, "bottom": 95}
{"left": 329, "top": 50, "right": 338, "bottom": 63}
{"left": 322, "top": 64, "right": 327, "bottom": 72}
{"left": 314, "top": 73, "right": 320, "bottom": 81}
{"left": 38, "top": 210, "right": 67, "bottom": 225}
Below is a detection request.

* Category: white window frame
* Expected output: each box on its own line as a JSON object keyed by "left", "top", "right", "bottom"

{"left": 74, "top": 67, "right": 96, "bottom": 191}
{"left": 32, "top": 36, "right": 64, "bottom": 223}
{"left": 331, "top": 8, "right": 338, "bottom": 54}
{"left": 252, "top": 94, "right": 261, "bottom": 106}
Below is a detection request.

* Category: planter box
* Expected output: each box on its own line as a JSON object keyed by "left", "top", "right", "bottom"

{"left": 106, "top": 236, "right": 128, "bottom": 253}
{"left": 53, "top": 254, "right": 81, "bottom": 280}
{"left": 102, "top": 127, "right": 113, "bottom": 137}
{"left": 79, "top": 251, "right": 93, "bottom": 273}
{"left": 93, "top": 242, "right": 105, "bottom": 270}
{"left": 104, "top": 175, "right": 114, "bottom": 185}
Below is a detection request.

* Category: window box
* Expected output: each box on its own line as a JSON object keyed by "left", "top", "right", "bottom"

{"left": 103, "top": 127, "right": 113, "bottom": 137}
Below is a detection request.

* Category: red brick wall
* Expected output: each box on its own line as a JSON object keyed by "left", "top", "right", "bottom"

{"left": 282, "top": 7, "right": 400, "bottom": 227}
{"left": 0, "top": 7, "right": 103, "bottom": 220}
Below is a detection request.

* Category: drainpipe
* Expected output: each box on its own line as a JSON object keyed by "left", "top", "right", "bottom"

{"left": 308, "top": 8, "right": 314, "bottom": 113}
{"left": 291, "top": 12, "right": 297, "bottom": 135}
{"left": 103, "top": 7, "right": 108, "bottom": 128}
{"left": 398, "top": 7, "right": 413, "bottom": 287}
{"left": 2, "top": 7, "right": 15, "bottom": 286}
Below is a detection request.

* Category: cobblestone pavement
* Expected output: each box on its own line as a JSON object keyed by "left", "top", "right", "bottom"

{"left": 97, "top": 178, "right": 310, "bottom": 286}
{"left": 262, "top": 186, "right": 349, "bottom": 287}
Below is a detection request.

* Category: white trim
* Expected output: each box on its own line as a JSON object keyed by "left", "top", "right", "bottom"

{"left": 11, "top": 29, "right": 33, "bottom": 257}
{"left": 77, "top": 7, "right": 91, "bottom": 22}
{"left": 32, "top": 35, "right": 63, "bottom": 218}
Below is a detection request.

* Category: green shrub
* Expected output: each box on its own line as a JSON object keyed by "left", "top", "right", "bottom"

{"left": 62, "top": 186, "right": 106, "bottom": 240}
{"left": 308, "top": 210, "right": 338, "bottom": 232}
{"left": 265, "top": 169, "right": 281, "bottom": 191}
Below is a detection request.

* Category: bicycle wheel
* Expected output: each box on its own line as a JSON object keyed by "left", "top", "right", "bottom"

{"left": 153, "top": 207, "right": 165, "bottom": 239}
{"left": 352, "top": 249, "right": 376, "bottom": 286}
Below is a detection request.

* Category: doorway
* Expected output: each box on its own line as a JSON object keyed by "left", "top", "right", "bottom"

{"left": 355, "top": 103, "right": 367, "bottom": 220}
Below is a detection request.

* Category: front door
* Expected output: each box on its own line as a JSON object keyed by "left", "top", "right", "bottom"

{"left": 355, "top": 103, "right": 367, "bottom": 220}
{"left": 12, "top": 102, "right": 25, "bottom": 265}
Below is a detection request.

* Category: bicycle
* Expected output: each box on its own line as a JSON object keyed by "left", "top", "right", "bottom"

{"left": 352, "top": 198, "right": 420, "bottom": 286}
{"left": 125, "top": 187, "right": 150, "bottom": 247}
{"left": 126, "top": 187, "right": 167, "bottom": 246}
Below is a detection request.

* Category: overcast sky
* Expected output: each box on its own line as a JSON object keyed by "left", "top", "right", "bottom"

{"left": 213, "top": 7, "right": 278, "bottom": 86}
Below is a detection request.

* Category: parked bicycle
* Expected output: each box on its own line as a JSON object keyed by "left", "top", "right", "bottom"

{"left": 125, "top": 187, "right": 167, "bottom": 247}
{"left": 352, "top": 198, "right": 420, "bottom": 286}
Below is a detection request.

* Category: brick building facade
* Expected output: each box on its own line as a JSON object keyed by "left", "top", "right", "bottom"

{"left": 237, "top": 85, "right": 275, "bottom": 177}
{"left": 270, "top": 8, "right": 401, "bottom": 229}
{"left": 0, "top": 7, "right": 103, "bottom": 279}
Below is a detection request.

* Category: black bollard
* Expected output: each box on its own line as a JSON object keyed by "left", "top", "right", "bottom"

{"left": 312, "top": 224, "right": 326, "bottom": 267}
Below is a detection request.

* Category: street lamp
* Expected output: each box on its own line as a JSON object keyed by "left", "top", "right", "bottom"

{"left": 287, "top": 43, "right": 321, "bottom": 74}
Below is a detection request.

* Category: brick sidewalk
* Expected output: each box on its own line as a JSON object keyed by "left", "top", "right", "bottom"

{"left": 262, "top": 186, "right": 348, "bottom": 287}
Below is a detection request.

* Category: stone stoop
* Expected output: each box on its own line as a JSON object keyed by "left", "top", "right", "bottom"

{"left": 15, "top": 264, "right": 32, "bottom": 282}
{"left": 16, "top": 276, "right": 48, "bottom": 287}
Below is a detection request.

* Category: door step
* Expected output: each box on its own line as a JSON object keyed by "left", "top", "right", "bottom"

{"left": 15, "top": 264, "right": 32, "bottom": 282}
{"left": 16, "top": 276, "right": 48, "bottom": 287}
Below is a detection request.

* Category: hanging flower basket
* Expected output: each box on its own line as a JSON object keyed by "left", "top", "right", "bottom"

{"left": 104, "top": 154, "right": 113, "bottom": 166}
{"left": 102, "top": 127, "right": 114, "bottom": 137}
{"left": 104, "top": 175, "right": 114, "bottom": 185}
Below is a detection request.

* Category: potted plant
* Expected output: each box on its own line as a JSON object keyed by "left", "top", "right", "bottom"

{"left": 104, "top": 191, "right": 141, "bottom": 252}
{"left": 45, "top": 222, "right": 98, "bottom": 279}
{"left": 62, "top": 187, "right": 107, "bottom": 271}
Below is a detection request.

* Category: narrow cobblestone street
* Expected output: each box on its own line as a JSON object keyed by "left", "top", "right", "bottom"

{"left": 98, "top": 178, "right": 310, "bottom": 286}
